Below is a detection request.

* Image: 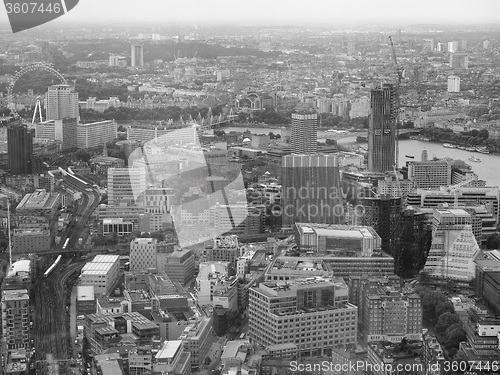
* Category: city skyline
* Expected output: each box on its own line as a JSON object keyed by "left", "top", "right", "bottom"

{"left": 1, "top": 0, "right": 500, "bottom": 28}
{"left": 2, "top": 7, "right": 500, "bottom": 374}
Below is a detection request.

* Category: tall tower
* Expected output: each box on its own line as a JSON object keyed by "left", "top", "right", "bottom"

{"left": 131, "top": 44, "right": 144, "bottom": 67}
{"left": 291, "top": 113, "right": 318, "bottom": 154}
{"left": 368, "top": 83, "right": 396, "bottom": 172}
{"left": 45, "top": 84, "right": 79, "bottom": 121}
{"left": 359, "top": 194, "right": 402, "bottom": 255}
{"left": 7, "top": 122, "right": 34, "bottom": 175}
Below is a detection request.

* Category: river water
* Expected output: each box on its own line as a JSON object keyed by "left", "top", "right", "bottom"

{"left": 342, "top": 138, "right": 500, "bottom": 187}
{"left": 221, "top": 126, "right": 500, "bottom": 187}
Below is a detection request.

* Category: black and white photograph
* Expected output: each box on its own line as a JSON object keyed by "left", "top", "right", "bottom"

{"left": 1, "top": 0, "right": 500, "bottom": 374}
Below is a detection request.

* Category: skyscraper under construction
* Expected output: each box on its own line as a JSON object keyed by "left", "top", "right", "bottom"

{"left": 368, "top": 83, "right": 397, "bottom": 172}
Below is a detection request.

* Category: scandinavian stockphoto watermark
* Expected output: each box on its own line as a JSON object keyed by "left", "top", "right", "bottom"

{"left": 4, "top": 0, "right": 79, "bottom": 33}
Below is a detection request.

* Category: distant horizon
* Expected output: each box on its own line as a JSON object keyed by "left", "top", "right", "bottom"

{"left": 1, "top": 0, "right": 500, "bottom": 32}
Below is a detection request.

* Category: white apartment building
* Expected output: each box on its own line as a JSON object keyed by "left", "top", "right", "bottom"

{"left": 447, "top": 76, "right": 461, "bottom": 93}
{"left": 407, "top": 160, "right": 452, "bottom": 189}
{"left": 77, "top": 120, "right": 117, "bottom": 149}
{"left": 45, "top": 84, "right": 79, "bottom": 121}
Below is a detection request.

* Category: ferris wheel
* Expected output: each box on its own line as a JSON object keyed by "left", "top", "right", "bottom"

{"left": 7, "top": 63, "right": 67, "bottom": 123}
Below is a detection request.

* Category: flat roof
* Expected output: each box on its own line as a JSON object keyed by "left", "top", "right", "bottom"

{"left": 93, "top": 254, "right": 120, "bottom": 263}
{"left": 222, "top": 341, "right": 246, "bottom": 359}
{"left": 77, "top": 285, "right": 95, "bottom": 301}
{"left": 82, "top": 262, "right": 115, "bottom": 274}
{"left": 156, "top": 340, "right": 182, "bottom": 360}
{"left": 6, "top": 259, "right": 30, "bottom": 278}
{"left": 16, "top": 189, "right": 59, "bottom": 210}
{"left": 2, "top": 289, "right": 29, "bottom": 301}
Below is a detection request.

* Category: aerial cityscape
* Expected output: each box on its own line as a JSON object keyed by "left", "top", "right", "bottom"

{"left": 2, "top": 1, "right": 500, "bottom": 375}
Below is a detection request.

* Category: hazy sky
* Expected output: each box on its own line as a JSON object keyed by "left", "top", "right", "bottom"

{"left": 1, "top": 0, "right": 500, "bottom": 27}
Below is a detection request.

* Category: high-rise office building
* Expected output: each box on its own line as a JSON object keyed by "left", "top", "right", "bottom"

{"left": 233, "top": 69, "right": 248, "bottom": 93}
{"left": 1, "top": 289, "right": 30, "bottom": 349}
{"left": 45, "top": 84, "right": 79, "bottom": 121}
{"left": 290, "top": 113, "right": 318, "bottom": 154}
{"left": 449, "top": 53, "right": 469, "bottom": 69}
{"left": 248, "top": 276, "right": 358, "bottom": 357}
{"left": 58, "top": 117, "right": 78, "bottom": 150}
{"left": 7, "top": 123, "right": 34, "bottom": 175}
{"left": 368, "top": 84, "right": 397, "bottom": 172}
{"left": 131, "top": 44, "right": 144, "bottom": 67}
{"left": 393, "top": 207, "right": 432, "bottom": 278}
{"left": 282, "top": 154, "right": 343, "bottom": 227}
{"left": 447, "top": 76, "right": 461, "bottom": 93}
{"left": 423, "top": 209, "right": 480, "bottom": 282}
{"left": 359, "top": 194, "right": 402, "bottom": 256}
{"left": 108, "top": 167, "right": 146, "bottom": 207}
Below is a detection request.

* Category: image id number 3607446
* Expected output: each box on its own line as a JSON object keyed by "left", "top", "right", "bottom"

{"left": 5, "top": 2, "right": 61, "bottom": 14}
{"left": 442, "top": 361, "right": 499, "bottom": 372}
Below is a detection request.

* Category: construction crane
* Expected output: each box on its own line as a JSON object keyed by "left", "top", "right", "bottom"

{"left": 389, "top": 36, "right": 404, "bottom": 170}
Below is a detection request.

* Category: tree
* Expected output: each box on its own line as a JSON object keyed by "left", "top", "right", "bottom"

{"left": 485, "top": 233, "right": 500, "bottom": 249}
{"left": 422, "top": 291, "right": 447, "bottom": 325}
{"left": 436, "top": 312, "right": 460, "bottom": 336}
{"left": 435, "top": 301, "right": 455, "bottom": 318}
{"left": 214, "top": 129, "right": 225, "bottom": 137}
{"left": 76, "top": 149, "right": 91, "bottom": 163}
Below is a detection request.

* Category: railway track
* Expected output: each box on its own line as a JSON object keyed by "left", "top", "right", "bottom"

{"left": 33, "top": 257, "right": 85, "bottom": 362}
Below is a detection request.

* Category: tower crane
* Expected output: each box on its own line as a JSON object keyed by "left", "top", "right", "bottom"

{"left": 389, "top": 36, "right": 404, "bottom": 170}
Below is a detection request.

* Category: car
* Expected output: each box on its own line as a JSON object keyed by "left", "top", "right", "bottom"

{"left": 77, "top": 315, "right": 85, "bottom": 320}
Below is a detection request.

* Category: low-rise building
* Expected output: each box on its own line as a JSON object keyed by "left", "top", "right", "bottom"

{"left": 76, "top": 285, "right": 96, "bottom": 316}
{"left": 12, "top": 228, "right": 51, "bottom": 253}
{"left": 157, "top": 247, "right": 195, "bottom": 286}
{"left": 195, "top": 262, "right": 238, "bottom": 310}
{"left": 153, "top": 340, "right": 191, "bottom": 375}
{"left": 16, "top": 189, "right": 60, "bottom": 217}
{"left": 80, "top": 255, "right": 120, "bottom": 294}
{"left": 294, "top": 223, "right": 381, "bottom": 256}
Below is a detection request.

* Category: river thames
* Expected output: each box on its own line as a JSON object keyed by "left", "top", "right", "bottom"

{"left": 221, "top": 126, "right": 500, "bottom": 187}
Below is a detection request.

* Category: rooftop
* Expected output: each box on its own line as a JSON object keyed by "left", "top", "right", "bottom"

{"left": 77, "top": 285, "right": 95, "bottom": 301}
{"left": 93, "top": 254, "right": 120, "bottom": 263}
{"left": 156, "top": 340, "right": 183, "bottom": 360}
{"left": 6, "top": 259, "right": 30, "bottom": 279}
{"left": 82, "top": 262, "right": 116, "bottom": 274}
{"left": 2, "top": 289, "right": 29, "bottom": 301}
{"left": 16, "top": 189, "right": 59, "bottom": 211}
